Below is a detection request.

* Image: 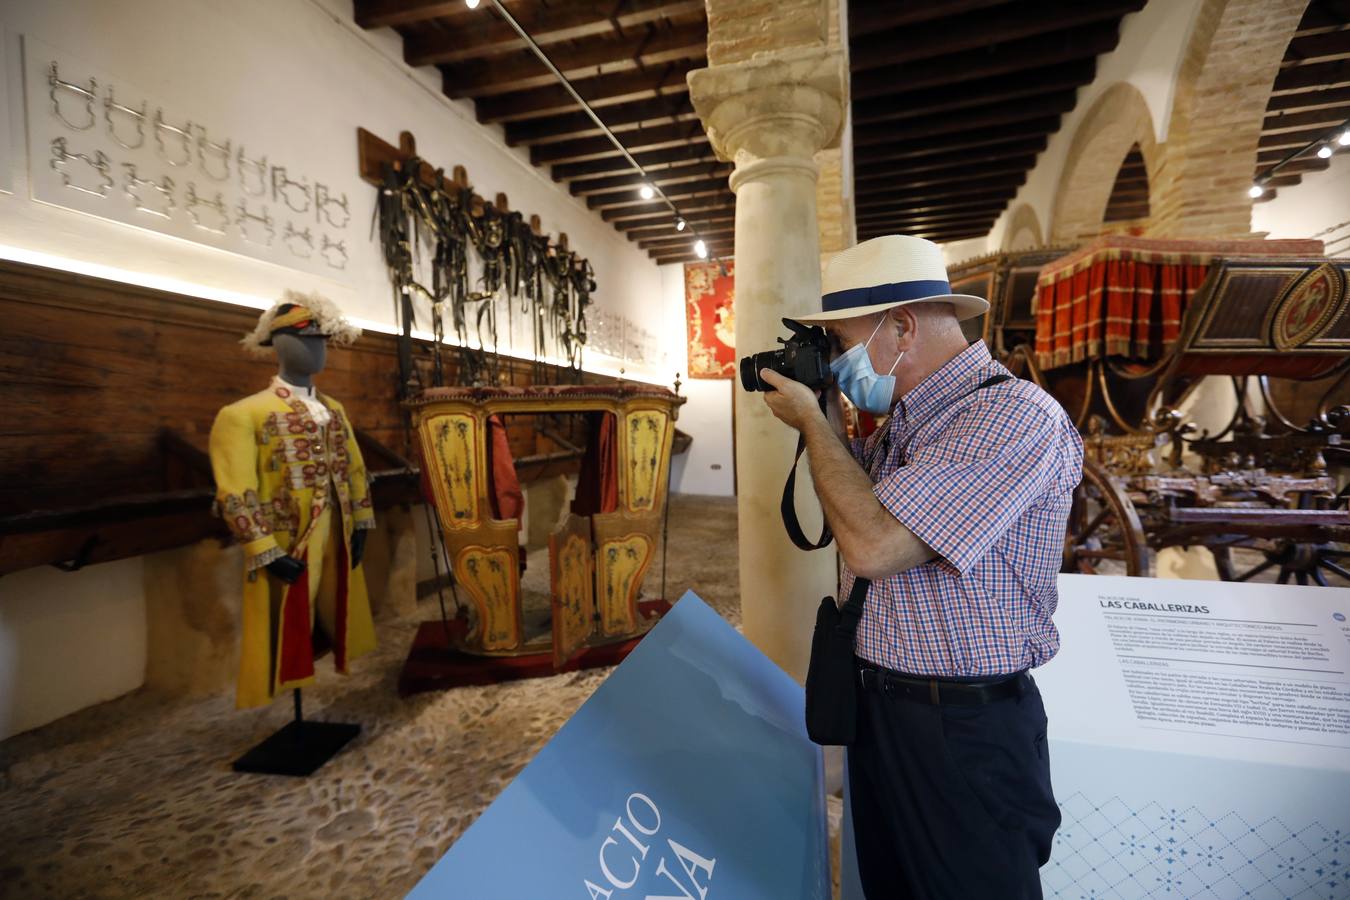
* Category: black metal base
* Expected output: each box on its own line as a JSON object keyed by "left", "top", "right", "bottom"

{"left": 231, "top": 720, "right": 361, "bottom": 777}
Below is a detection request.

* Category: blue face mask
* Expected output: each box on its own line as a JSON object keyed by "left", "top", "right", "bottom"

{"left": 829, "top": 315, "right": 904, "bottom": 415}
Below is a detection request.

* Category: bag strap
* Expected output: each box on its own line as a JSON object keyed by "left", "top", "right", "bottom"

{"left": 780, "top": 371, "right": 1012, "bottom": 553}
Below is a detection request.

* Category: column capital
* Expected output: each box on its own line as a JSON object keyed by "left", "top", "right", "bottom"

{"left": 688, "top": 46, "right": 846, "bottom": 167}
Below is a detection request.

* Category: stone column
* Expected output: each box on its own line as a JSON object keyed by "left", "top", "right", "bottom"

{"left": 689, "top": 40, "right": 846, "bottom": 681}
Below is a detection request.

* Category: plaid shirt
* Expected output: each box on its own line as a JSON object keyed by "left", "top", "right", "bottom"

{"left": 846, "top": 341, "right": 1083, "bottom": 677}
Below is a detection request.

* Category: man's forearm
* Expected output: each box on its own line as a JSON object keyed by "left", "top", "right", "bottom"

{"left": 800, "top": 416, "right": 934, "bottom": 578}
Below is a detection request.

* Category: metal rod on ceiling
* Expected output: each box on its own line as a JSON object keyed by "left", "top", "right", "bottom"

{"left": 1255, "top": 117, "right": 1350, "bottom": 185}
{"left": 486, "top": 0, "right": 715, "bottom": 259}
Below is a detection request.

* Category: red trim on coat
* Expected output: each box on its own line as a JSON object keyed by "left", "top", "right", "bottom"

{"left": 278, "top": 555, "right": 316, "bottom": 684}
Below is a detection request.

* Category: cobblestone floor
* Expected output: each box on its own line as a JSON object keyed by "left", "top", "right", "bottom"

{"left": 0, "top": 495, "right": 746, "bottom": 900}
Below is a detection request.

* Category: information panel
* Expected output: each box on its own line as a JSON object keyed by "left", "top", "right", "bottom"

{"left": 408, "top": 591, "right": 829, "bottom": 900}
{"left": 840, "top": 575, "right": 1350, "bottom": 900}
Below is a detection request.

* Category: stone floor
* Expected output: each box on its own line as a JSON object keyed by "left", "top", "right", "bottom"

{"left": 0, "top": 494, "right": 758, "bottom": 900}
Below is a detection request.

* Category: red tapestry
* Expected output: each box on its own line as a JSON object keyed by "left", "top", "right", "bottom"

{"left": 684, "top": 260, "right": 736, "bottom": 379}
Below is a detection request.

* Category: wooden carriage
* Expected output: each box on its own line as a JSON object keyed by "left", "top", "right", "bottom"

{"left": 950, "top": 238, "right": 1350, "bottom": 586}
{"left": 407, "top": 382, "right": 685, "bottom": 668}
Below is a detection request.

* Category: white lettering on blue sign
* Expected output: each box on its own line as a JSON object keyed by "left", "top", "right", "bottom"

{"left": 584, "top": 793, "right": 716, "bottom": 900}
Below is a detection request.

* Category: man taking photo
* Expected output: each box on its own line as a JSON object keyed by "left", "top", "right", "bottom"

{"left": 758, "top": 235, "right": 1084, "bottom": 899}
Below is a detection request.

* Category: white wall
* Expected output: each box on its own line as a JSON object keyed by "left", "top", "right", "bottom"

{"left": 0, "top": 0, "right": 674, "bottom": 737}
{"left": 658, "top": 262, "right": 736, "bottom": 497}
{"left": 0, "top": 559, "right": 145, "bottom": 739}
{"left": 1252, "top": 150, "right": 1350, "bottom": 251}
{"left": 0, "top": 0, "right": 669, "bottom": 376}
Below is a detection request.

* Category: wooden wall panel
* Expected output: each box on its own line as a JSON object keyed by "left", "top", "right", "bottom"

{"left": 0, "top": 260, "right": 611, "bottom": 518}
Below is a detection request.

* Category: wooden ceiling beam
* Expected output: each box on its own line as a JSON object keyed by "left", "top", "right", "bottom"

{"left": 403, "top": 0, "right": 705, "bottom": 65}
{"left": 1258, "top": 125, "right": 1344, "bottom": 149}
{"left": 855, "top": 158, "right": 1038, "bottom": 193}
{"left": 639, "top": 230, "right": 734, "bottom": 250}
{"left": 570, "top": 160, "right": 730, "bottom": 196}
{"left": 859, "top": 226, "right": 990, "bottom": 244}
{"left": 651, "top": 236, "right": 733, "bottom": 254}
{"left": 851, "top": 0, "right": 1143, "bottom": 72}
{"left": 857, "top": 174, "right": 1026, "bottom": 207}
{"left": 1284, "top": 29, "right": 1350, "bottom": 66}
{"left": 856, "top": 193, "right": 1017, "bottom": 217}
{"left": 853, "top": 140, "right": 1049, "bottom": 183}
{"left": 1272, "top": 59, "right": 1350, "bottom": 93}
{"left": 1266, "top": 84, "right": 1350, "bottom": 113}
{"left": 853, "top": 92, "right": 1077, "bottom": 146}
{"left": 551, "top": 142, "right": 714, "bottom": 181}
{"left": 435, "top": 22, "right": 707, "bottom": 96}
{"left": 603, "top": 193, "right": 735, "bottom": 223}
{"left": 852, "top": 22, "right": 1121, "bottom": 99}
{"left": 475, "top": 61, "right": 700, "bottom": 124}
{"left": 624, "top": 214, "right": 735, "bottom": 238}
{"left": 855, "top": 205, "right": 1009, "bottom": 228}
{"left": 589, "top": 177, "right": 729, "bottom": 210}
{"left": 1262, "top": 103, "right": 1350, "bottom": 134}
{"left": 852, "top": 60, "right": 1096, "bottom": 124}
{"left": 849, "top": 0, "right": 1013, "bottom": 38}
{"left": 506, "top": 96, "right": 698, "bottom": 146}
{"left": 532, "top": 121, "right": 708, "bottom": 166}
{"left": 854, "top": 117, "right": 1062, "bottom": 165}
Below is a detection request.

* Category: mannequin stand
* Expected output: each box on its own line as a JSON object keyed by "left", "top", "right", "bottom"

{"left": 232, "top": 689, "right": 360, "bottom": 777}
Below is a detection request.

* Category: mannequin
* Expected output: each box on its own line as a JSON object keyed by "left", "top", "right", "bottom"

{"left": 209, "top": 291, "right": 376, "bottom": 713}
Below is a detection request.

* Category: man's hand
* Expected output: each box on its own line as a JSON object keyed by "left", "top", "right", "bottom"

{"left": 759, "top": 368, "right": 826, "bottom": 432}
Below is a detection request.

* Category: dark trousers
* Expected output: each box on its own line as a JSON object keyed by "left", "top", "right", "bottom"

{"left": 847, "top": 672, "right": 1060, "bottom": 899}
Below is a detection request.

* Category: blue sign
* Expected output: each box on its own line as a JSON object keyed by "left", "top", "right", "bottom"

{"left": 409, "top": 591, "right": 829, "bottom": 900}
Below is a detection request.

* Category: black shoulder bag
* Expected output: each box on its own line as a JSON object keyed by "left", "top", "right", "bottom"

{"left": 801, "top": 373, "right": 1011, "bottom": 746}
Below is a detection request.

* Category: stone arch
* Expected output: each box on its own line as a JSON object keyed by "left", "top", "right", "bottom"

{"left": 1049, "top": 82, "right": 1160, "bottom": 244}
{"left": 1001, "top": 204, "right": 1044, "bottom": 251}
{"left": 1151, "top": 0, "right": 1310, "bottom": 236}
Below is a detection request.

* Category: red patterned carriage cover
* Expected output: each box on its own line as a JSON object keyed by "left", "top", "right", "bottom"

{"left": 1032, "top": 235, "right": 1324, "bottom": 370}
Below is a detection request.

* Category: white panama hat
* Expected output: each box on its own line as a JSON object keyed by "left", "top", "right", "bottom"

{"left": 792, "top": 234, "right": 989, "bottom": 323}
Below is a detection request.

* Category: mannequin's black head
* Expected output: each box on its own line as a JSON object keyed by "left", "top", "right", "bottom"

{"left": 273, "top": 332, "right": 327, "bottom": 377}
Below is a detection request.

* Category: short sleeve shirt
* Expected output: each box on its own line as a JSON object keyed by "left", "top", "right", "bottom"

{"left": 846, "top": 341, "right": 1084, "bottom": 677}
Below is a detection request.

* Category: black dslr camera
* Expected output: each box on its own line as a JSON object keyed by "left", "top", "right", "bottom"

{"left": 739, "top": 318, "right": 831, "bottom": 392}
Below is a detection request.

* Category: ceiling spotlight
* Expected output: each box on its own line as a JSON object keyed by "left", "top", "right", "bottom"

{"left": 675, "top": 218, "right": 686, "bottom": 232}
{"left": 638, "top": 183, "right": 655, "bottom": 201}
{"left": 1339, "top": 129, "right": 1350, "bottom": 146}
{"left": 465, "top": 0, "right": 481, "bottom": 7}
{"left": 694, "top": 239, "right": 707, "bottom": 259}
{"left": 1248, "top": 184, "right": 1264, "bottom": 199}
{"left": 1318, "top": 144, "right": 1334, "bottom": 159}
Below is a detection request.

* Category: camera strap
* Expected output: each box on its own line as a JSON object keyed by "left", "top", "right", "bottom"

{"left": 781, "top": 395, "right": 834, "bottom": 551}
{"left": 779, "top": 373, "right": 1013, "bottom": 552}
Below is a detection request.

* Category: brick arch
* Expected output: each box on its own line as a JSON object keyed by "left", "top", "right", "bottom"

{"left": 1001, "top": 203, "right": 1044, "bottom": 251}
{"left": 1151, "top": 0, "right": 1310, "bottom": 236}
{"left": 1050, "top": 82, "right": 1160, "bottom": 244}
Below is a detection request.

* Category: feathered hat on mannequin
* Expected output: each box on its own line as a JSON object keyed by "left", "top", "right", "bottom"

{"left": 242, "top": 289, "right": 362, "bottom": 357}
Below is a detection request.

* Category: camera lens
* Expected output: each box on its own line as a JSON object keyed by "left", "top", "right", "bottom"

{"left": 739, "top": 356, "right": 761, "bottom": 392}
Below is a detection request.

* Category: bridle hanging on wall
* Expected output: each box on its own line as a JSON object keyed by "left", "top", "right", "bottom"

{"left": 361, "top": 128, "right": 595, "bottom": 398}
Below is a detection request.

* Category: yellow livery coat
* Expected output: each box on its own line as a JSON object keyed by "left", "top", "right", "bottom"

{"left": 209, "top": 377, "right": 377, "bottom": 708}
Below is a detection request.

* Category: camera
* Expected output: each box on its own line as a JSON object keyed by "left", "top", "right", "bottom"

{"left": 739, "top": 318, "right": 832, "bottom": 392}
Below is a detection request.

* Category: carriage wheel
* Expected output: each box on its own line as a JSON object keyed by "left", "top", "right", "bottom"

{"left": 1062, "top": 457, "right": 1150, "bottom": 576}
{"left": 1211, "top": 486, "right": 1350, "bottom": 586}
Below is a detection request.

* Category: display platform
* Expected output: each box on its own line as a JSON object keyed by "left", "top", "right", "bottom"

{"left": 397, "top": 599, "right": 672, "bottom": 694}
{"left": 407, "top": 591, "right": 829, "bottom": 899}
{"left": 838, "top": 574, "right": 1350, "bottom": 900}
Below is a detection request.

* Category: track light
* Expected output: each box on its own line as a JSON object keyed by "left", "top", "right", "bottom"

{"left": 1318, "top": 144, "right": 1333, "bottom": 159}
{"left": 1248, "top": 184, "right": 1264, "bottom": 199}
{"left": 675, "top": 218, "right": 686, "bottom": 232}
{"left": 694, "top": 239, "right": 707, "bottom": 259}
{"left": 465, "top": 0, "right": 481, "bottom": 7}
{"left": 1339, "top": 130, "right": 1350, "bottom": 146}
{"left": 639, "top": 183, "right": 655, "bottom": 200}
